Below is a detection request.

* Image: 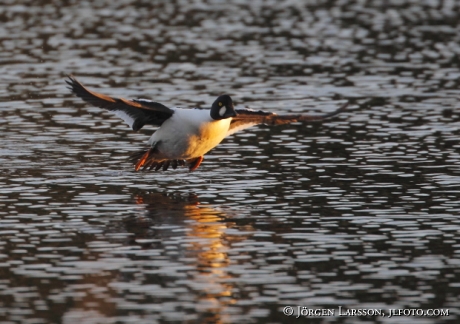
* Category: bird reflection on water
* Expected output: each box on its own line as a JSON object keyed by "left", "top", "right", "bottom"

{"left": 122, "top": 192, "right": 251, "bottom": 323}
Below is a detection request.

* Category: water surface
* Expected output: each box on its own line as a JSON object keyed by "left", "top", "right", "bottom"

{"left": 1, "top": 0, "right": 460, "bottom": 323}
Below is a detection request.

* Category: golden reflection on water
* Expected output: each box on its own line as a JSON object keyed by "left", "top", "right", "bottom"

{"left": 184, "top": 203, "right": 235, "bottom": 323}
{"left": 136, "top": 193, "right": 248, "bottom": 324}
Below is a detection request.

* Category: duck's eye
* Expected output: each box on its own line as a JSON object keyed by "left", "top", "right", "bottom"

{"left": 218, "top": 102, "right": 223, "bottom": 107}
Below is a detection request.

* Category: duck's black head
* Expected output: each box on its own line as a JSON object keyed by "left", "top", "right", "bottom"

{"left": 210, "top": 95, "right": 237, "bottom": 120}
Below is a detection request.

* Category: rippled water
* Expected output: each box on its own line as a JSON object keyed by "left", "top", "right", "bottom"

{"left": 1, "top": 0, "right": 460, "bottom": 323}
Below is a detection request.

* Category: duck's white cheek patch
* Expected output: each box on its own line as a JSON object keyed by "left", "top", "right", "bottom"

{"left": 219, "top": 107, "right": 226, "bottom": 116}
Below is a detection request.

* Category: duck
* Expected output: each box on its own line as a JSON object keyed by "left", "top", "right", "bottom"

{"left": 66, "top": 76, "right": 347, "bottom": 172}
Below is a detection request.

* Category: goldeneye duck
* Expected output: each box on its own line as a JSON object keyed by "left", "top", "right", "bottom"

{"left": 66, "top": 76, "right": 347, "bottom": 172}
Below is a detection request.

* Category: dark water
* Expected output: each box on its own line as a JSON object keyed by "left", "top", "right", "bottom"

{"left": 1, "top": 0, "right": 460, "bottom": 323}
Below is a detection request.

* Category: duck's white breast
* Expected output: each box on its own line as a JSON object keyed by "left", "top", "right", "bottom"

{"left": 148, "top": 108, "right": 232, "bottom": 159}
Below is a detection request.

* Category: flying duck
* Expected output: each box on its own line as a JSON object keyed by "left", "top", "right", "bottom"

{"left": 66, "top": 76, "right": 347, "bottom": 172}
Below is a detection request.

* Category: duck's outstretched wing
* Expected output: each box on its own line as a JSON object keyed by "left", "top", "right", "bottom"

{"left": 226, "top": 101, "right": 348, "bottom": 137}
{"left": 66, "top": 75, "right": 174, "bottom": 131}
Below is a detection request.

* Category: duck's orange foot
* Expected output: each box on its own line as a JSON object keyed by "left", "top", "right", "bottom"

{"left": 134, "top": 148, "right": 153, "bottom": 171}
{"left": 188, "top": 156, "right": 204, "bottom": 171}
